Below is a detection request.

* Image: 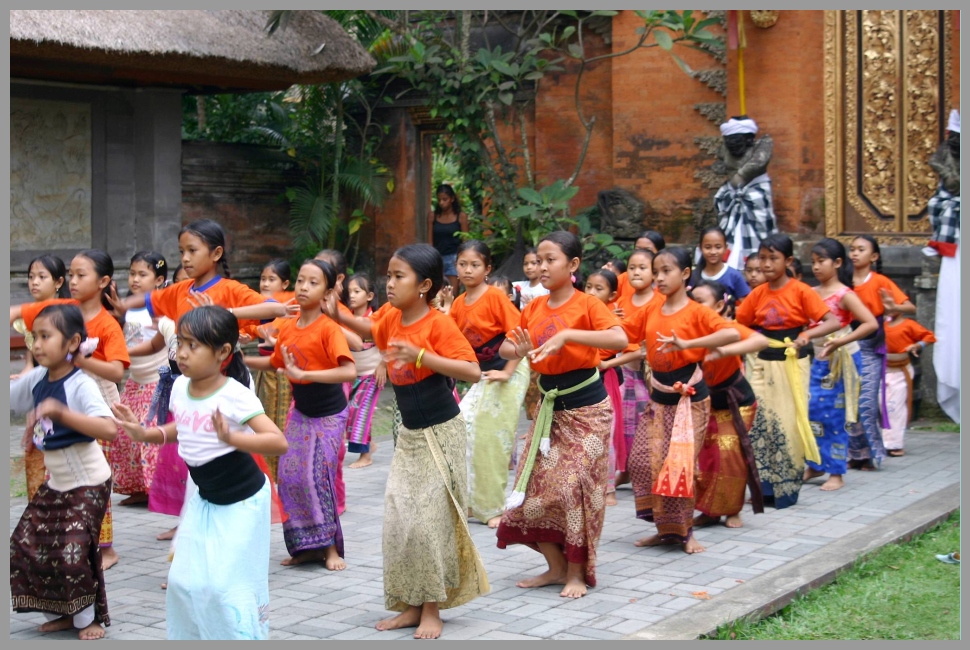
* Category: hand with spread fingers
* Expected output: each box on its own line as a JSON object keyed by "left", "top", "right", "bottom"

{"left": 507, "top": 327, "right": 534, "bottom": 360}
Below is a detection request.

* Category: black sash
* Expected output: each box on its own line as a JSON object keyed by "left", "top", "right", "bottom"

{"left": 757, "top": 326, "right": 810, "bottom": 360}
{"left": 392, "top": 373, "right": 460, "bottom": 429}
{"left": 187, "top": 450, "right": 265, "bottom": 505}
{"left": 474, "top": 331, "right": 508, "bottom": 372}
{"left": 651, "top": 363, "right": 709, "bottom": 404}
{"left": 538, "top": 368, "right": 607, "bottom": 411}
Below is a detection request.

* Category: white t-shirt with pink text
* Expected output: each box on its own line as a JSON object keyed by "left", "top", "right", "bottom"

{"left": 169, "top": 375, "right": 265, "bottom": 467}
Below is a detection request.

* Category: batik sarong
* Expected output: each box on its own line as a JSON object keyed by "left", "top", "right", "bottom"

{"left": 255, "top": 368, "right": 293, "bottom": 482}
{"left": 347, "top": 375, "right": 382, "bottom": 454}
{"left": 383, "top": 414, "right": 489, "bottom": 610}
{"left": 87, "top": 374, "right": 119, "bottom": 549}
{"left": 695, "top": 405, "right": 757, "bottom": 518}
{"left": 851, "top": 336, "right": 888, "bottom": 467}
{"left": 108, "top": 378, "right": 159, "bottom": 495}
{"left": 806, "top": 348, "right": 863, "bottom": 475}
{"left": 497, "top": 398, "right": 612, "bottom": 587}
{"left": 602, "top": 367, "right": 624, "bottom": 493}
{"left": 460, "top": 360, "right": 530, "bottom": 522}
{"left": 278, "top": 407, "right": 347, "bottom": 558}
{"left": 619, "top": 366, "right": 650, "bottom": 473}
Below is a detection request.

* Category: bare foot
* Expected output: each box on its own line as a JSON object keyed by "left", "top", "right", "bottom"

{"left": 156, "top": 526, "right": 177, "bottom": 541}
{"left": 486, "top": 516, "right": 503, "bottom": 529}
{"left": 281, "top": 549, "right": 327, "bottom": 566}
{"left": 516, "top": 568, "right": 567, "bottom": 589}
{"left": 683, "top": 537, "right": 706, "bottom": 554}
{"left": 78, "top": 623, "right": 105, "bottom": 640}
{"left": 414, "top": 603, "right": 443, "bottom": 639}
{"left": 376, "top": 605, "right": 422, "bottom": 631}
{"left": 820, "top": 475, "right": 844, "bottom": 491}
{"left": 349, "top": 453, "right": 373, "bottom": 469}
{"left": 161, "top": 582, "right": 167, "bottom": 590}
{"left": 560, "top": 575, "right": 588, "bottom": 599}
{"left": 325, "top": 546, "right": 346, "bottom": 571}
{"left": 605, "top": 492, "right": 618, "bottom": 507}
{"left": 119, "top": 493, "right": 148, "bottom": 506}
{"left": 39, "top": 616, "right": 74, "bottom": 633}
{"left": 633, "top": 534, "right": 680, "bottom": 548}
{"left": 803, "top": 467, "right": 826, "bottom": 482}
{"left": 101, "top": 547, "right": 119, "bottom": 571}
{"left": 615, "top": 471, "right": 630, "bottom": 487}
{"left": 724, "top": 514, "right": 743, "bottom": 528}
{"left": 693, "top": 514, "right": 721, "bottom": 528}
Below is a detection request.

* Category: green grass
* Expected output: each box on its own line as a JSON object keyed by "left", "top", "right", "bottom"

{"left": 908, "top": 420, "right": 960, "bottom": 433}
{"left": 705, "top": 511, "right": 961, "bottom": 640}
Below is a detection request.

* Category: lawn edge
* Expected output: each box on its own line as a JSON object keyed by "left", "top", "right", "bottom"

{"left": 622, "top": 483, "right": 960, "bottom": 641}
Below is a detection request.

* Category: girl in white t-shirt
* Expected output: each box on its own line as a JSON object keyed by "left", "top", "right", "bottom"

{"left": 112, "top": 306, "right": 287, "bottom": 640}
{"left": 511, "top": 247, "right": 550, "bottom": 308}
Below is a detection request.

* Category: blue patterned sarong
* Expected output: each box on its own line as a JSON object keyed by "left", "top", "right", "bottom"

{"left": 807, "top": 351, "right": 862, "bottom": 475}
{"left": 850, "top": 335, "right": 888, "bottom": 467}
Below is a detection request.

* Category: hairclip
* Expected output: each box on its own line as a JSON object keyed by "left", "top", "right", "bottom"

{"left": 79, "top": 337, "right": 99, "bottom": 358}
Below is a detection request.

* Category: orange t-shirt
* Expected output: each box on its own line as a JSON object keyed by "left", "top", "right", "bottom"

{"left": 146, "top": 277, "right": 272, "bottom": 327}
{"left": 449, "top": 286, "right": 520, "bottom": 349}
{"left": 853, "top": 273, "right": 909, "bottom": 318}
{"left": 372, "top": 307, "right": 477, "bottom": 386}
{"left": 244, "top": 291, "right": 294, "bottom": 340}
{"left": 21, "top": 299, "right": 130, "bottom": 368}
{"left": 270, "top": 313, "right": 354, "bottom": 384}
{"left": 630, "top": 299, "right": 736, "bottom": 374}
{"left": 619, "top": 289, "right": 667, "bottom": 348}
{"left": 615, "top": 271, "right": 633, "bottom": 300}
{"left": 369, "top": 302, "right": 394, "bottom": 324}
{"left": 885, "top": 318, "right": 936, "bottom": 354}
{"left": 735, "top": 279, "right": 830, "bottom": 331}
{"left": 702, "top": 321, "right": 758, "bottom": 386}
{"left": 520, "top": 289, "right": 622, "bottom": 376}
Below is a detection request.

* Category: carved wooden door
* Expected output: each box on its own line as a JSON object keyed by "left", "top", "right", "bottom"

{"left": 824, "top": 10, "right": 954, "bottom": 243}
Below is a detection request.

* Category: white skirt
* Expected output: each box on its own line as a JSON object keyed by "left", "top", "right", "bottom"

{"left": 933, "top": 244, "right": 960, "bottom": 423}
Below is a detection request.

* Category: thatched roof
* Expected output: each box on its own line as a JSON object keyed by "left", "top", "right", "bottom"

{"left": 10, "top": 10, "right": 376, "bottom": 92}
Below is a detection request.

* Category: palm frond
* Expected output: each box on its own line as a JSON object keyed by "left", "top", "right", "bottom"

{"left": 244, "top": 125, "right": 291, "bottom": 149}
{"left": 288, "top": 181, "right": 337, "bottom": 248}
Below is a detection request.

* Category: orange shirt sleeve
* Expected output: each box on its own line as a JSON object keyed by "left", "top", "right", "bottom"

{"left": 268, "top": 319, "right": 294, "bottom": 369}
{"left": 493, "top": 288, "right": 522, "bottom": 332}
{"left": 588, "top": 294, "right": 622, "bottom": 333}
{"left": 429, "top": 313, "right": 478, "bottom": 364}
{"left": 798, "top": 283, "right": 831, "bottom": 324}
{"left": 146, "top": 282, "right": 184, "bottom": 321}
{"left": 321, "top": 318, "right": 354, "bottom": 367}
{"left": 881, "top": 275, "right": 910, "bottom": 307}
{"left": 20, "top": 298, "right": 76, "bottom": 331}
{"left": 734, "top": 285, "right": 760, "bottom": 326}
{"left": 908, "top": 320, "right": 936, "bottom": 344}
{"left": 88, "top": 311, "right": 131, "bottom": 368}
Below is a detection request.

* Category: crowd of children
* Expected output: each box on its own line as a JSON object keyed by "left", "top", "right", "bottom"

{"left": 9, "top": 216, "right": 941, "bottom": 640}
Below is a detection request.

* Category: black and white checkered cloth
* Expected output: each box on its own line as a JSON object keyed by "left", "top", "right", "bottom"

{"left": 714, "top": 177, "right": 778, "bottom": 266}
{"left": 928, "top": 182, "right": 960, "bottom": 245}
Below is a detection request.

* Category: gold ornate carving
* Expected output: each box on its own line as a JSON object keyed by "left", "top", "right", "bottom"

{"left": 902, "top": 10, "right": 941, "bottom": 229}
{"left": 823, "top": 11, "right": 839, "bottom": 240}
{"left": 858, "top": 10, "right": 899, "bottom": 220}
{"left": 749, "top": 10, "right": 779, "bottom": 29}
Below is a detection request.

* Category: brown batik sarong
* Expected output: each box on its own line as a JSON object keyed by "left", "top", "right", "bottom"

{"left": 695, "top": 405, "right": 757, "bottom": 517}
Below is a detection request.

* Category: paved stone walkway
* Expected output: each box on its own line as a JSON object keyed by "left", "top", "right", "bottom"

{"left": 8, "top": 414, "right": 960, "bottom": 640}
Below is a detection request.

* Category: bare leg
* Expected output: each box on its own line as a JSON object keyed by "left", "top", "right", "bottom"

{"left": 560, "top": 562, "right": 588, "bottom": 598}
{"left": 724, "top": 514, "right": 743, "bottom": 528}
{"left": 414, "top": 602, "right": 443, "bottom": 639}
{"left": 376, "top": 605, "right": 422, "bottom": 632}
{"left": 605, "top": 492, "right": 618, "bottom": 507}
{"left": 820, "top": 474, "right": 844, "bottom": 491}
{"left": 633, "top": 534, "right": 680, "bottom": 548}
{"left": 281, "top": 549, "right": 327, "bottom": 566}
{"left": 803, "top": 467, "right": 826, "bottom": 482}
{"left": 39, "top": 617, "right": 74, "bottom": 633}
{"left": 156, "top": 526, "right": 177, "bottom": 541}
{"left": 77, "top": 623, "right": 105, "bottom": 640}
{"left": 119, "top": 492, "right": 148, "bottom": 506}
{"left": 516, "top": 542, "right": 568, "bottom": 588}
{"left": 615, "top": 471, "right": 630, "bottom": 487}
{"left": 101, "top": 547, "right": 119, "bottom": 570}
{"left": 692, "top": 514, "right": 720, "bottom": 528}
{"left": 325, "top": 545, "right": 346, "bottom": 571}
{"left": 683, "top": 535, "right": 706, "bottom": 554}
{"left": 349, "top": 452, "right": 373, "bottom": 469}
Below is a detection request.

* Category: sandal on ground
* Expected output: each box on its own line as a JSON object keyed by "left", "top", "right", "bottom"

{"left": 935, "top": 552, "right": 960, "bottom": 565}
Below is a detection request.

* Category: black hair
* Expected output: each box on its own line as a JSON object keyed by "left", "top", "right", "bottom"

{"left": 696, "top": 226, "right": 728, "bottom": 273}
{"left": 301, "top": 259, "right": 338, "bottom": 295}
{"left": 347, "top": 273, "right": 378, "bottom": 311}
{"left": 488, "top": 275, "right": 520, "bottom": 309}
{"left": 812, "top": 238, "right": 854, "bottom": 287}
{"left": 637, "top": 230, "right": 667, "bottom": 252}
{"left": 628, "top": 248, "right": 656, "bottom": 266}
{"left": 433, "top": 183, "right": 462, "bottom": 217}
{"left": 391, "top": 243, "right": 444, "bottom": 304}
{"left": 180, "top": 219, "right": 231, "bottom": 278}
{"left": 34, "top": 304, "right": 88, "bottom": 358}
{"left": 852, "top": 235, "right": 883, "bottom": 274}
{"left": 789, "top": 258, "right": 804, "bottom": 279}
{"left": 130, "top": 250, "right": 168, "bottom": 283}
{"left": 539, "top": 231, "right": 584, "bottom": 289}
{"left": 315, "top": 249, "right": 349, "bottom": 305}
{"left": 262, "top": 258, "right": 292, "bottom": 286}
{"left": 758, "top": 234, "right": 796, "bottom": 278}
{"left": 177, "top": 306, "right": 250, "bottom": 388}
{"left": 28, "top": 254, "right": 70, "bottom": 299}
{"left": 655, "top": 247, "right": 693, "bottom": 273}
{"left": 75, "top": 249, "right": 115, "bottom": 311}
{"left": 587, "top": 268, "right": 619, "bottom": 294}
{"left": 690, "top": 279, "right": 736, "bottom": 319}
{"left": 608, "top": 258, "right": 627, "bottom": 274}
{"left": 523, "top": 246, "right": 538, "bottom": 258}
{"left": 456, "top": 239, "right": 493, "bottom": 267}
{"left": 171, "top": 264, "right": 187, "bottom": 282}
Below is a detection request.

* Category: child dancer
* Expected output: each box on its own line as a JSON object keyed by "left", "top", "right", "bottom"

{"left": 372, "top": 244, "right": 488, "bottom": 639}
{"left": 12, "top": 255, "right": 70, "bottom": 500}
{"left": 602, "top": 258, "right": 627, "bottom": 276}
{"left": 512, "top": 247, "right": 549, "bottom": 307}
{"left": 620, "top": 248, "right": 741, "bottom": 553}
{"left": 743, "top": 255, "right": 765, "bottom": 291}
{"left": 616, "top": 230, "right": 667, "bottom": 300}
{"left": 735, "top": 234, "right": 842, "bottom": 508}
{"left": 112, "top": 306, "right": 287, "bottom": 640}
{"left": 847, "top": 235, "right": 917, "bottom": 470}
{"left": 10, "top": 250, "right": 132, "bottom": 571}
{"left": 613, "top": 249, "right": 664, "bottom": 489}
{"left": 346, "top": 274, "right": 383, "bottom": 468}
{"left": 883, "top": 315, "right": 936, "bottom": 456}
{"left": 498, "top": 232, "right": 627, "bottom": 598}
{"left": 690, "top": 226, "right": 751, "bottom": 301}
{"left": 690, "top": 280, "right": 769, "bottom": 529}
{"left": 10, "top": 304, "right": 118, "bottom": 640}
{"left": 488, "top": 275, "right": 520, "bottom": 309}
{"left": 447, "top": 241, "right": 530, "bottom": 528}
{"left": 247, "top": 261, "right": 354, "bottom": 570}
{"left": 803, "top": 239, "right": 877, "bottom": 491}
{"left": 111, "top": 251, "right": 170, "bottom": 506}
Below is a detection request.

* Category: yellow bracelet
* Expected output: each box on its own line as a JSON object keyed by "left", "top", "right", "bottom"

{"left": 415, "top": 348, "right": 426, "bottom": 369}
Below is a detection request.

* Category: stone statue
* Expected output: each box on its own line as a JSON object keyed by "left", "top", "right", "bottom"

{"left": 713, "top": 115, "right": 778, "bottom": 270}
{"left": 597, "top": 188, "right": 645, "bottom": 240}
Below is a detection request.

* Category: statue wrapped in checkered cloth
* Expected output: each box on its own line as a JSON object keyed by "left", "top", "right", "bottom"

{"left": 713, "top": 116, "right": 778, "bottom": 270}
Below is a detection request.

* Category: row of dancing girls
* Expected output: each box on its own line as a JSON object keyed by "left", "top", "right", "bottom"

{"left": 10, "top": 249, "right": 132, "bottom": 572}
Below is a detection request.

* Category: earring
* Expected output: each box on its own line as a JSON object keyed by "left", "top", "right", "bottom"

{"left": 420, "top": 293, "right": 424, "bottom": 299}
{"left": 485, "top": 275, "right": 489, "bottom": 283}
{"left": 571, "top": 273, "right": 577, "bottom": 283}
{"left": 66, "top": 352, "right": 74, "bottom": 362}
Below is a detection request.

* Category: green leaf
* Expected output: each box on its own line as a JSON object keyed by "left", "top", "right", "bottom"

{"left": 560, "top": 10, "right": 578, "bottom": 18}
{"left": 567, "top": 42, "right": 583, "bottom": 59}
{"left": 693, "top": 16, "right": 722, "bottom": 32}
{"left": 386, "top": 179, "right": 395, "bottom": 193}
{"left": 517, "top": 187, "right": 544, "bottom": 204}
{"left": 498, "top": 91, "right": 514, "bottom": 106}
{"left": 654, "top": 30, "right": 673, "bottom": 51}
{"left": 670, "top": 53, "right": 694, "bottom": 75}
{"left": 509, "top": 205, "right": 534, "bottom": 219}
{"left": 590, "top": 10, "right": 618, "bottom": 17}
{"left": 561, "top": 25, "right": 576, "bottom": 40}
{"left": 524, "top": 71, "right": 545, "bottom": 81}
{"left": 348, "top": 217, "right": 363, "bottom": 236}
{"left": 492, "top": 60, "right": 515, "bottom": 76}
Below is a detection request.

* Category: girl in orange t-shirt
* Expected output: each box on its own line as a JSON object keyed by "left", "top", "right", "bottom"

{"left": 613, "top": 248, "right": 664, "bottom": 488}
{"left": 371, "top": 244, "right": 486, "bottom": 640}
{"left": 620, "top": 248, "right": 741, "bottom": 554}
{"left": 444, "top": 241, "right": 530, "bottom": 528}
{"left": 247, "top": 260, "right": 356, "bottom": 572}
{"left": 735, "top": 234, "right": 842, "bottom": 509}
{"left": 345, "top": 274, "right": 383, "bottom": 469}
{"left": 848, "top": 235, "right": 917, "bottom": 470}
{"left": 691, "top": 280, "right": 770, "bottom": 530}
{"left": 10, "top": 248, "right": 131, "bottom": 570}
{"left": 883, "top": 315, "right": 936, "bottom": 455}
{"left": 498, "top": 231, "right": 627, "bottom": 599}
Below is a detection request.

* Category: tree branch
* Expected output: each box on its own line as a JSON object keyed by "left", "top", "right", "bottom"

{"left": 518, "top": 108, "right": 534, "bottom": 188}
